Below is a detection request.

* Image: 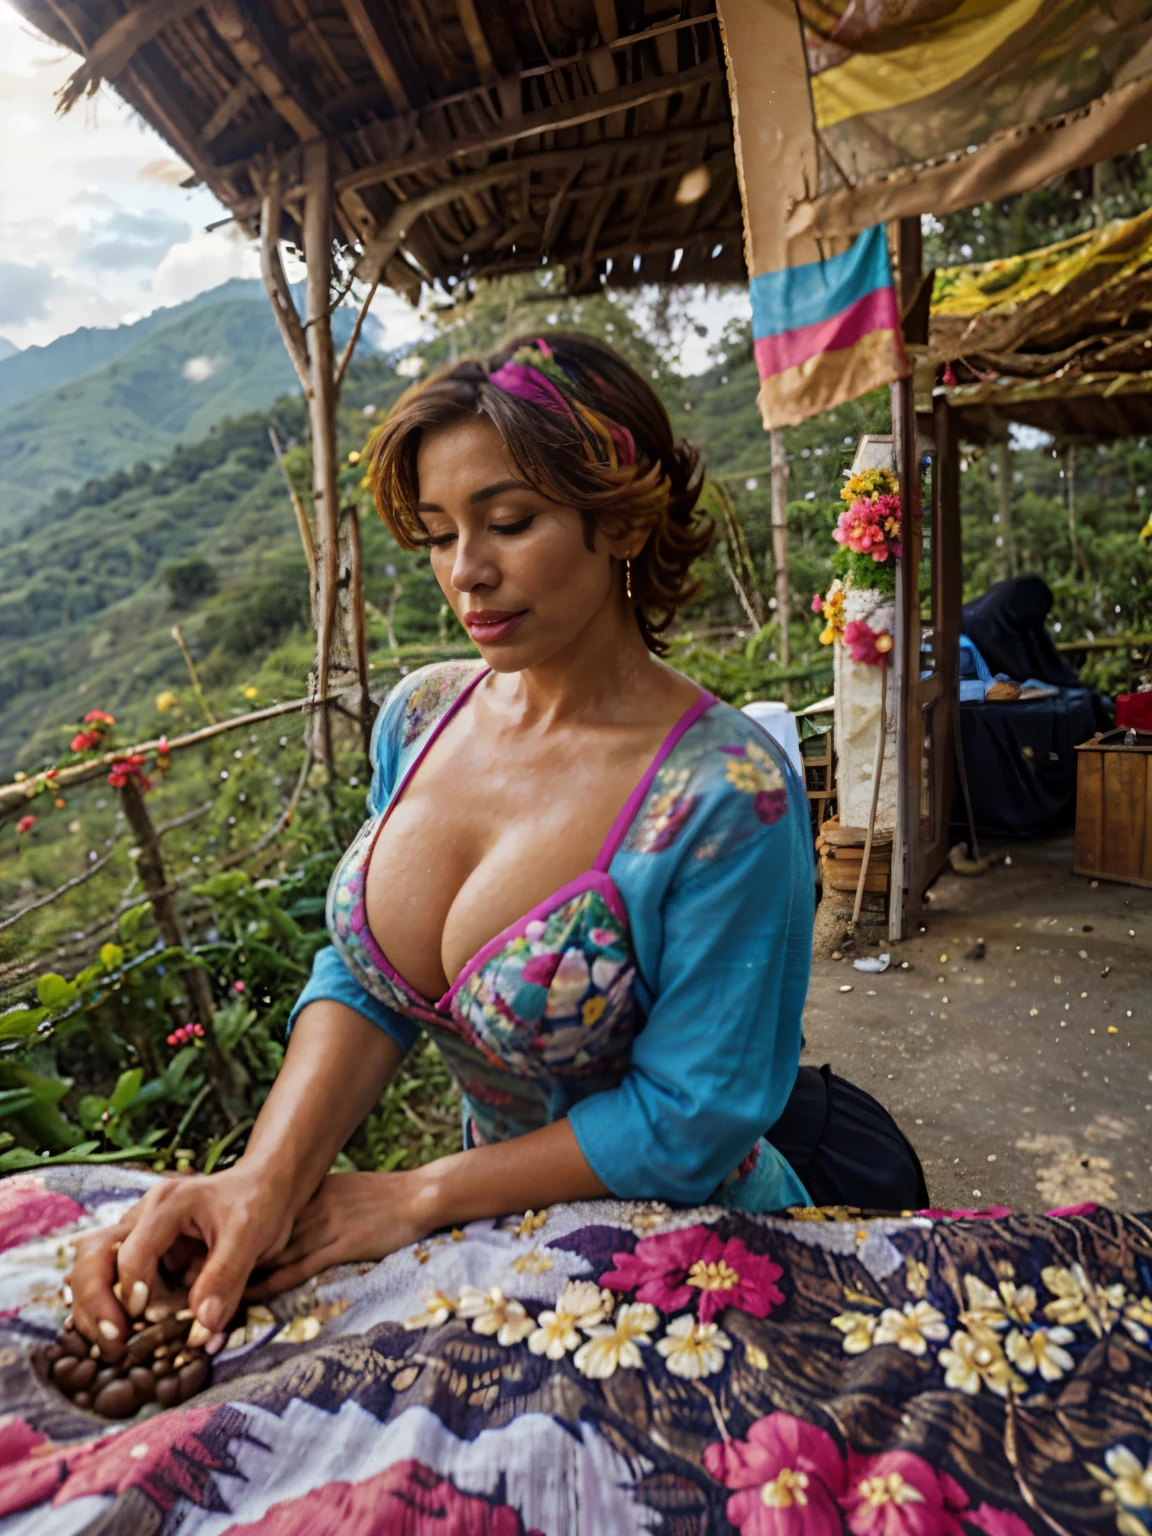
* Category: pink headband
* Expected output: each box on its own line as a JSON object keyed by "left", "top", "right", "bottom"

{"left": 486, "top": 339, "right": 637, "bottom": 466}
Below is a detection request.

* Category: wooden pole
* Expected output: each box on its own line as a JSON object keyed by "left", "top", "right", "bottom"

{"left": 889, "top": 217, "right": 923, "bottom": 943}
{"left": 996, "top": 434, "right": 1016, "bottom": 579}
{"left": 770, "top": 427, "right": 791, "bottom": 681}
{"left": 170, "top": 624, "right": 216, "bottom": 724}
{"left": 302, "top": 140, "right": 341, "bottom": 772}
{"left": 1065, "top": 444, "right": 1079, "bottom": 575}
{"left": 118, "top": 779, "right": 215, "bottom": 1029}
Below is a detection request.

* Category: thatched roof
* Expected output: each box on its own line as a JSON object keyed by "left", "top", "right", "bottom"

{"left": 16, "top": 0, "right": 740, "bottom": 300}
{"left": 928, "top": 206, "right": 1152, "bottom": 441}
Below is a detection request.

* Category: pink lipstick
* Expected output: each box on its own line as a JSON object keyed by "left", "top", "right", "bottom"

{"left": 463, "top": 608, "right": 528, "bottom": 644}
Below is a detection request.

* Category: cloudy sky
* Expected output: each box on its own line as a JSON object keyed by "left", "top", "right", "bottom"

{"left": 0, "top": 2, "right": 744, "bottom": 365}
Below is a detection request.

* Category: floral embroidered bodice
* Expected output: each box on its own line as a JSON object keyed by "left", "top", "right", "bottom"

{"left": 292, "top": 660, "right": 815, "bottom": 1213}
{"left": 326, "top": 665, "right": 713, "bottom": 1146}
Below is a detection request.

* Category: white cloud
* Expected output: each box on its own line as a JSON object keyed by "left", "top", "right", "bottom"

{"left": 182, "top": 355, "right": 224, "bottom": 382}
{"left": 151, "top": 225, "right": 261, "bottom": 306}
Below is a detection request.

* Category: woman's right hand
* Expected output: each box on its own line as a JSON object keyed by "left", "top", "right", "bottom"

{"left": 67, "top": 1165, "right": 296, "bottom": 1353}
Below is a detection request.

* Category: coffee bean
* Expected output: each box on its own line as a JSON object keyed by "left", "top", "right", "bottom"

{"left": 92, "top": 1367, "right": 120, "bottom": 1397}
{"left": 70, "top": 1358, "right": 98, "bottom": 1393}
{"left": 72, "top": 1392, "right": 93, "bottom": 1410}
{"left": 45, "top": 1344, "right": 63, "bottom": 1364}
{"left": 93, "top": 1380, "right": 138, "bottom": 1419}
{"left": 60, "top": 1329, "right": 89, "bottom": 1360}
{"left": 127, "top": 1317, "right": 186, "bottom": 1365}
{"left": 176, "top": 1357, "right": 209, "bottom": 1402}
{"left": 154, "top": 1375, "right": 181, "bottom": 1408}
{"left": 128, "top": 1367, "right": 155, "bottom": 1401}
{"left": 52, "top": 1356, "right": 78, "bottom": 1391}
{"left": 151, "top": 1359, "right": 172, "bottom": 1378}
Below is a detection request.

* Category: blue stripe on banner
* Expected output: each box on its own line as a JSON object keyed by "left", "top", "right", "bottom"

{"left": 749, "top": 224, "right": 894, "bottom": 340}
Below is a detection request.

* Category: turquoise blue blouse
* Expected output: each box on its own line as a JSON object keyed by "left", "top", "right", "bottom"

{"left": 288, "top": 661, "right": 814, "bottom": 1212}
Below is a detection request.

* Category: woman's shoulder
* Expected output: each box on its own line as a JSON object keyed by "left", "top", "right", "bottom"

{"left": 618, "top": 695, "right": 805, "bottom": 869}
{"left": 369, "top": 658, "right": 485, "bottom": 773}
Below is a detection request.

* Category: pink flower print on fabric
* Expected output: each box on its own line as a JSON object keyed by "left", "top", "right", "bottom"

{"left": 519, "top": 952, "right": 561, "bottom": 988}
{"left": 601, "top": 1225, "right": 785, "bottom": 1325}
{"left": 627, "top": 765, "right": 697, "bottom": 854}
{"left": 965, "top": 1508, "right": 1033, "bottom": 1536}
{"left": 704, "top": 1412, "right": 846, "bottom": 1536}
{"left": 841, "top": 1450, "right": 969, "bottom": 1536}
{"left": 589, "top": 928, "right": 619, "bottom": 947}
{"left": 222, "top": 1457, "right": 541, "bottom": 1536}
{"left": 0, "top": 1175, "right": 85, "bottom": 1255}
{"left": 736, "top": 1144, "right": 762, "bottom": 1179}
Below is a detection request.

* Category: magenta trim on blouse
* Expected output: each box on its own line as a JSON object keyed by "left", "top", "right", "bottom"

{"left": 360, "top": 676, "right": 715, "bottom": 1012}
{"left": 593, "top": 689, "right": 716, "bottom": 870}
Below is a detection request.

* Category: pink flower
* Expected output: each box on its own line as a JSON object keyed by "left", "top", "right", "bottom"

{"left": 811, "top": 593, "right": 824, "bottom": 614}
{"left": 1046, "top": 1203, "right": 1097, "bottom": 1217}
{"left": 83, "top": 710, "right": 115, "bottom": 726}
{"left": 232, "top": 979, "right": 246, "bottom": 994}
{"left": 0, "top": 1175, "right": 85, "bottom": 1256}
{"left": 520, "top": 952, "right": 561, "bottom": 988}
{"left": 704, "top": 1412, "right": 845, "bottom": 1535}
{"left": 589, "top": 928, "right": 619, "bottom": 948}
{"left": 843, "top": 620, "right": 893, "bottom": 667}
{"left": 601, "top": 1225, "right": 784, "bottom": 1324}
{"left": 754, "top": 787, "right": 788, "bottom": 825}
{"left": 107, "top": 753, "right": 151, "bottom": 792}
{"left": 965, "top": 1507, "right": 1033, "bottom": 1536}
{"left": 15, "top": 815, "right": 35, "bottom": 835}
{"left": 70, "top": 730, "right": 101, "bottom": 752}
{"left": 220, "top": 1457, "right": 541, "bottom": 1535}
{"left": 832, "top": 494, "right": 902, "bottom": 563}
{"left": 841, "top": 1449, "right": 968, "bottom": 1536}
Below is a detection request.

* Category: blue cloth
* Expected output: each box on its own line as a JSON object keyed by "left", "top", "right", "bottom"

{"left": 288, "top": 663, "right": 814, "bottom": 1213}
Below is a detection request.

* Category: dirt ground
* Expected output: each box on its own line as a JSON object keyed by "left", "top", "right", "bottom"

{"left": 802, "top": 833, "right": 1152, "bottom": 1213}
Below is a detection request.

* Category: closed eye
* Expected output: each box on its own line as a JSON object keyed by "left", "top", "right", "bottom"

{"left": 491, "top": 515, "right": 535, "bottom": 536}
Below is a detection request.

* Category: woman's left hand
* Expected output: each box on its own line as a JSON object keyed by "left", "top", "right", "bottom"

{"left": 245, "top": 1171, "right": 434, "bottom": 1298}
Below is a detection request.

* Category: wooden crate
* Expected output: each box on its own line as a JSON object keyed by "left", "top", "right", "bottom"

{"left": 817, "top": 816, "right": 891, "bottom": 897}
{"left": 1074, "top": 730, "right": 1152, "bottom": 888}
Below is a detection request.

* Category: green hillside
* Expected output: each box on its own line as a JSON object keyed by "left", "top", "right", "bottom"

{"left": 0, "top": 284, "right": 387, "bottom": 530}
{"left": 0, "top": 279, "right": 269, "bottom": 414}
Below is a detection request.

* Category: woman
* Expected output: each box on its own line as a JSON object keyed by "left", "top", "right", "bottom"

{"left": 66, "top": 334, "right": 893, "bottom": 1358}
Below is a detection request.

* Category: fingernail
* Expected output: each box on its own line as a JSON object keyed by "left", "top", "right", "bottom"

{"left": 205, "top": 1331, "right": 227, "bottom": 1356}
{"left": 112, "top": 1280, "right": 122, "bottom": 1302}
{"left": 127, "top": 1280, "right": 149, "bottom": 1318}
{"left": 97, "top": 1319, "right": 120, "bottom": 1341}
{"left": 144, "top": 1303, "right": 171, "bottom": 1324}
{"left": 196, "top": 1298, "right": 223, "bottom": 1333}
{"left": 187, "top": 1319, "right": 213, "bottom": 1349}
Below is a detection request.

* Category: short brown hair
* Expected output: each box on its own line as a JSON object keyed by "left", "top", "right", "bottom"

{"left": 367, "top": 332, "right": 712, "bottom": 653}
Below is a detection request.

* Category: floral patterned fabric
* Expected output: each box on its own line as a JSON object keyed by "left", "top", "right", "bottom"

{"left": 291, "top": 664, "right": 816, "bottom": 1212}
{"left": 5, "top": 1166, "right": 1152, "bottom": 1535}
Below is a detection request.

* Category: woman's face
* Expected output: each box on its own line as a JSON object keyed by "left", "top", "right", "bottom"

{"left": 415, "top": 415, "right": 632, "bottom": 671}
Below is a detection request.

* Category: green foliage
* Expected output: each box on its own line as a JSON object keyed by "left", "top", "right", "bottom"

{"left": 163, "top": 557, "right": 218, "bottom": 608}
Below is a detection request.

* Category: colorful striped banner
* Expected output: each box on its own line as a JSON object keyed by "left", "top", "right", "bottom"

{"left": 748, "top": 224, "right": 908, "bottom": 429}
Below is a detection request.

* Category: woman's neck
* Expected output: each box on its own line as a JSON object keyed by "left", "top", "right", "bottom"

{"left": 487, "top": 591, "right": 678, "bottom": 732}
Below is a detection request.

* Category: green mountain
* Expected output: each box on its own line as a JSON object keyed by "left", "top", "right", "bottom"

{"left": 0, "top": 279, "right": 269, "bottom": 414}
{"left": 0, "top": 284, "right": 386, "bottom": 531}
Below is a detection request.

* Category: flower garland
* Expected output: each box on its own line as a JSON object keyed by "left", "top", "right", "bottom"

{"left": 815, "top": 467, "right": 902, "bottom": 666}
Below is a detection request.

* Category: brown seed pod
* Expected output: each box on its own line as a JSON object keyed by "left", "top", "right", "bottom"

{"left": 93, "top": 1380, "right": 138, "bottom": 1419}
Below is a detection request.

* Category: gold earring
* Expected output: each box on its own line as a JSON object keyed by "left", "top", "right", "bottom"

{"left": 625, "top": 557, "right": 633, "bottom": 601}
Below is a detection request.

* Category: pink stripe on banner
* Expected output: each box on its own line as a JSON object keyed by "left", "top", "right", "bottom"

{"left": 754, "top": 285, "right": 900, "bottom": 382}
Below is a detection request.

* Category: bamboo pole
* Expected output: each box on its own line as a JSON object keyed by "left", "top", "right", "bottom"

{"left": 170, "top": 625, "right": 216, "bottom": 724}
{"left": 303, "top": 139, "right": 341, "bottom": 773}
{"left": 770, "top": 427, "right": 791, "bottom": 701}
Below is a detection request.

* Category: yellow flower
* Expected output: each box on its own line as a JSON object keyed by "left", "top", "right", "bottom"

{"left": 155, "top": 690, "right": 178, "bottom": 712}
{"left": 1123, "top": 1293, "right": 1152, "bottom": 1342}
{"left": 725, "top": 758, "right": 769, "bottom": 794}
{"left": 581, "top": 995, "right": 606, "bottom": 1026}
{"left": 873, "top": 1300, "right": 949, "bottom": 1355}
{"left": 1089, "top": 1444, "right": 1152, "bottom": 1528}
{"left": 656, "top": 1314, "right": 732, "bottom": 1379}
{"left": 573, "top": 1302, "right": 658, "bottom": 1379}
{"left": 687, "top": 1258, "right": 741, "bottom": 1294}
{"left": 905, "top": 1258, "right": 929, "bottom": 1299}
{"left": 1004, "top": 1325, "right": 1075, "bottom": 1381}
{"left": 509, "top": 1250, "right": 553, "bottom": 1276}
{"left": 457, "top": 1286, "right": 535, "bottom": 1345}
{"left": 347, "top": 450, "right": 361, "bottom": 464}
{"left": 1041, "top": 1263, "right": 1125, "bottom": 1337}
{"left": 855, "top": 1472, "right": 925, "bottom": 1510}
{"left": 403, "top": 1288, "right": 457, "bottom": 1329}
{"left": 939, "top": 1325, "right": 1024, "bottom": 1397}
{"left": 761, "top": 1468, "right": 814, "bottom": 1509}
{"left": 241, "top": 685, "right": 259, "bottom": 700}
{"left": 831, "top": 1311, "right": 878, "bottom": 1354}
{"left": 1141, "top": 513, "right": 1152, "bottom": 541}
{"left": 528, "top": 1309, "right": 581, "bottom": 1359}
{"left": 962, "top": 1274, "right": 1037, "bottom": 1332}
{"left": 515, "top": 1208, "right": 548, "bottom": 1239}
